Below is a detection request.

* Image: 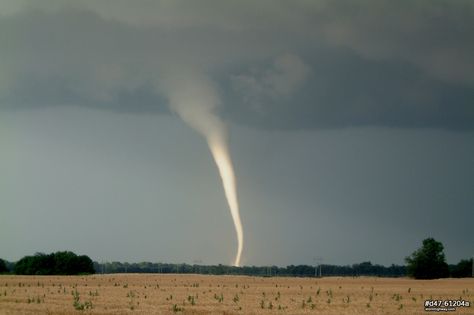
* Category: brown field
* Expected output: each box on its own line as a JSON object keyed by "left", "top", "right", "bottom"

{"left": 0, "top": 274, "right": 472, "bottom": 314}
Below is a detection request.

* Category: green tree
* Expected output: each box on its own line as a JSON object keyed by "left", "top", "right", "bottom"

{"left": 14, "top": 251, "right": 95, "bottom": 275}
{"left": 14, "top": 255, "right": 37, "bottom": 275}
{"left": 450, "top": 258, "right": 473, "bottom": 278}
{"left": 0, "top": 258, "right": 8, "bottom": 273}
{"left": 54, "top": 251, "right": 78, "bottom": 275}
{"left": 405, "top": 238, "right": 449, "bottom": 279}
{"left": 75, "top": 255, "right": 95, "bottom": 274}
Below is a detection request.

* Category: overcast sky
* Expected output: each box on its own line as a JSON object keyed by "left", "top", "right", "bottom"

{"left": 1, "top": 0, "right": 473, "bottom": 266}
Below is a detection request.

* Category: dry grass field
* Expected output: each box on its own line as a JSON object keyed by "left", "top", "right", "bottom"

{"left": 0, "top": 274, "right": 472, "bottom": 314}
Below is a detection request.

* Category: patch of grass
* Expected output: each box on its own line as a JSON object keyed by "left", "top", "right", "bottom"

{"left": 72, "top": 289, "right": 92, "bottom": 310}
{"left": 172, "top": 304, "right": 184, "bottom": 313}
{"left": 392, "top": 293, "right": 402, "bottom": 301}
{"left": 213, "top": 293, "right": 224, "bottom": 303}
{"left": 233, "top": 293, "right": 239, "bottom": 303}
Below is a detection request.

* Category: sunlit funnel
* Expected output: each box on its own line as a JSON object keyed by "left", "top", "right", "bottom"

{"left": 207, "top": 135, "right": 243, "bottom": 267}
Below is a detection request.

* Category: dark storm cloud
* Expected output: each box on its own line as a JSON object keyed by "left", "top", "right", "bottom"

{"left": 0, "top": 0, "right": 473, "bottom": 129}
{"left": 223, "top": 49, "right": 474, "bottom": 130}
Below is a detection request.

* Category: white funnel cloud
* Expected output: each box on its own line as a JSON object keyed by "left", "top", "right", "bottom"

{"left": 207, "top": 134, "right": 243, "bottom": 267}
{"left": 159, "top": 68, "right": 244, "bottom": 266}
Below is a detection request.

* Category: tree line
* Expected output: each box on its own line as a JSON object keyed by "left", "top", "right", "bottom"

{"left": 90, "top": 257, "right": 470, "bottom": 278}
{"left": 1, "top": 238, "right": 471, "bottom": 278}
{"left": 90, "top": 260, "right": 408, "bottom": 277}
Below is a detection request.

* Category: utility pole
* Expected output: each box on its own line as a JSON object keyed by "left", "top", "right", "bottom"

{"left": 314, "top": 257, "right": 322, "bottom": 278}
{"left": 193, "top": 260, "right": 202, "bottom": 274}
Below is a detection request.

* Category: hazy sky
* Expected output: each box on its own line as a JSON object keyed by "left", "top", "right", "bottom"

{"left": 1, "top": 0, "right": 473, "bottom": 266}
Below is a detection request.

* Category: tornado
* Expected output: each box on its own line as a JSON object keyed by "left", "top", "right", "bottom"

{"left": 159, "top": 68, "right": 244, "bottom": 266}
{"left": 207, "top": 134, "right": 243, "bottom": 267}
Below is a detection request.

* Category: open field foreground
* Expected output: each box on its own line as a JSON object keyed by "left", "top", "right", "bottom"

{"left": 0, "top": 274, "right": 472, "bottom": 315}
